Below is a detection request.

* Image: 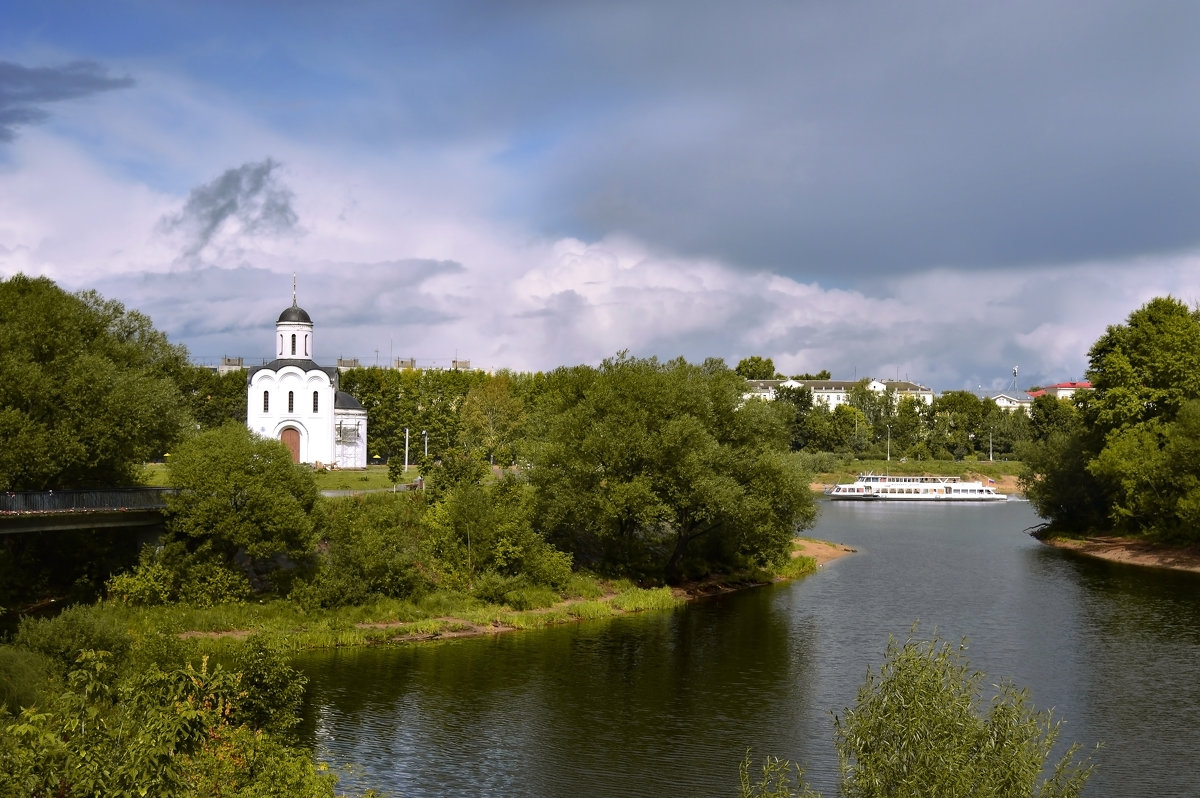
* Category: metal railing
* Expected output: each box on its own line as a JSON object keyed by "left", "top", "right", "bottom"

{"left": 0, "top": 488, "right": 175, "bottom": 514}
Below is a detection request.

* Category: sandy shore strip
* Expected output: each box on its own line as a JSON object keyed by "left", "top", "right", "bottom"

{"left": 1041, "top": 535, "right": 1200, "bottom": 573}
{"left": 793, "top": 537, "right": 856, "bottom": 565}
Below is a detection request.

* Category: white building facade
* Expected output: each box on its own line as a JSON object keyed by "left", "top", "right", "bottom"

{"left": 744, "top": 378, "right": 935, "bottom": 408}
{"left": 246, "top": 300, "right": 368, "bottom": 468}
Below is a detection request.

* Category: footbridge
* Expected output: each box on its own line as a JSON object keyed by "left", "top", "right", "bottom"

{"left": 0, "top": 488, "right": 174, "bottom": 534}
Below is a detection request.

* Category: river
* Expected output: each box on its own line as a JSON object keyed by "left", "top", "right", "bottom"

{"left": 297, "top": 499, "right": 1200, "bottom": 796}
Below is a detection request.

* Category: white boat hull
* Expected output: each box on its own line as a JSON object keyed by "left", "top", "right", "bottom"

{"left": 825, "top": 473, "right": 1006, "bottom": 502}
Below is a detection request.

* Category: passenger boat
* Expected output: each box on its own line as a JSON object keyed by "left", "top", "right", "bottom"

{"left": 825, "top": 473, "right": 1007, "bottom": 502}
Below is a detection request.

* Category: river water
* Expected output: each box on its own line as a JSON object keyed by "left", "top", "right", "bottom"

{"left": 297, "top": 499, "right": 1200, "bottom": 796}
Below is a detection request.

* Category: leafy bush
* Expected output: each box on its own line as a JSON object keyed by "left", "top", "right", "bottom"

{"left": 797, "top": 451, "right": 849, "bottom": 475}
{"left": 0, "top": 650, "right": 342, "bottom": 797}
{"left": 832, "top": 630, "right": 1095, "bottom": 798}
{"left": 228, "top": 634, "right": 308, "bottom": 734}
{"left": 295, "top": 493, "right": 432, "bottom": 609}
{"left": 14, "top": 605, "right": 132, "bottom": 672}
{"left": 105, "top": 547, "right": 177, "bottom": 606}
{"left": 0, "top": 645, "right": 53, "bottom": 712}
{"left": 472, "top": 572, "right": 523, "bottom": 606}
{"left": 178, "top": 558, "right": 252, "bottom": 607}
{"left": 739, "top": 750, "right": 819, "bottom": 798}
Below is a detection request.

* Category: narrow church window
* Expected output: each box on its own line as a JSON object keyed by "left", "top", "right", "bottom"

{"left": 313, "top": 391, "right": 319, "bottom": 412}
{"left": 291, "top": 334, "right": 297, "bottom": 356}
{"left": 263, "top": 390, "right": 269, "bottom": 412}
{"left": 288, "top": 391, "right": 294, "bottom": 413}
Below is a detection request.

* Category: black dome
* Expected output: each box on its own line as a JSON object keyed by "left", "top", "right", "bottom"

{"left": 278, "top": 304, "right": 312, "bottom": 324}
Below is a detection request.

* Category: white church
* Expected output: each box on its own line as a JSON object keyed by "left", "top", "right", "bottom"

{"left": 246, "top": 293, "right": 368, "bottom": 468}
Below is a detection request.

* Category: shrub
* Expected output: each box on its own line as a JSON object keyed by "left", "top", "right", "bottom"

{"left": 297, "top": 493, "right": 431, "bottom": 608}
{"left": 228, "top": 635, "right": 308, "bottom": 734}
{"left": 106, "top": 551, "right": 176, "bottom": 606}
{"left": 14, "top": 605, "right": 132, "bottom": 672}
{"left": 178, "top": 559, "right": 252, "bottom": 607}
{"left": 832, "top": 630, "right": 1096, "bottom": 798}
{"left": 0, "top": 645, "right": 54, "bottom": 711}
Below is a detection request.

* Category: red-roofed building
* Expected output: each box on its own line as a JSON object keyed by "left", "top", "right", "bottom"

{"left": 1027, "top": 381, "right": 1092, "bottom": 400}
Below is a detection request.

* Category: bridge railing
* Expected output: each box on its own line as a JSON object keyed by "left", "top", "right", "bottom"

{"left": 0, "top": 488, "right": 176, "bottom": 514}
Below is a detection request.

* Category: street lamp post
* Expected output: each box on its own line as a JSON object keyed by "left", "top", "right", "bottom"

{"left": 886, "top": 424, "right": 891, "bottom": 475}
{"left": 422, "top": 429, "right": 428, "bottom": 458}
{"left": 989, "top": 429, "right": 994, "bottom": 462}
{"left": 404, "top": 428, "right": 409, "bottom": 472}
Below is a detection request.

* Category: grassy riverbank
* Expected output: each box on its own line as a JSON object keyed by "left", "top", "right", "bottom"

{"left": 97, "top": 578, "right": 682, "bottom": 655}
{"left": 88, "top": 542, "right": 826, "bottom": 657}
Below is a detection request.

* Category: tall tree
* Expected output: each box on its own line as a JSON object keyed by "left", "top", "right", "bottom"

{"left": 459, "top": 372, "right": 526, "bottom": 465}
{"left": 735, "top": 355, "right": 780, "bottom": 380}
{"left": 0, "top": 275, "right": 188, "bottom": 490}
{"left": 176, "top": 366, "right": 248, "bottom": 431}
{"left": 527, "top": 354, "right": 816, "bottom": 582}
{"left": 1084, "top": 295, "right": 1200, "bottom": 433}
{"left": 342, "top": 366, "right": 488, "bottom": 466}
{"left": 163, "top": 423, "right": 319, "bottom": 588}
{"left": 1022, "top": 297, "right": 1200, "bottom": 539}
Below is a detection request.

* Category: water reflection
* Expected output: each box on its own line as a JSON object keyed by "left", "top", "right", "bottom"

{"left": 299, "top": 501, "right": 1200, "bottom": 797}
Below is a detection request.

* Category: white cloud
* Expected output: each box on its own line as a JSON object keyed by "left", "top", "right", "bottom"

{"left": 3, "top": 54, "right": 1199, "bottom": 392}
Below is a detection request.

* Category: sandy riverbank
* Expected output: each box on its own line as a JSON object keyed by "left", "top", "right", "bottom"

{"left": 793, "top": 537, "right": 857, "bottom": 565}
{"left": 1040, "top": 535, "right": 1200, "bottom": 573}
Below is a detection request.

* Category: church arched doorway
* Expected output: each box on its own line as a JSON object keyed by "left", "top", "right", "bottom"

{"left": 280, "top": 427, "right": 301, "bottom": 463}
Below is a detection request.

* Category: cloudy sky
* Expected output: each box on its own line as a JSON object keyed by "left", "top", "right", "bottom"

{"left": 2, "top": 2, "right": 1198, "bottom": 392}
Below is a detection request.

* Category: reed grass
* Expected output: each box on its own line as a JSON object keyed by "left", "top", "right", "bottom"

{"left": 610, "top": 587, "right": 679, "bottom": 612}
{"left": 775, "top": 554, "right": 819, "bottom": 580}
{"left": 567, "top": 601, "right": 615, "bottom": 620}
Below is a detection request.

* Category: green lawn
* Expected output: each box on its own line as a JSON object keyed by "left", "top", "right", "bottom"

{"left": 140, "top": 462, "right": 413, "bottom": 492}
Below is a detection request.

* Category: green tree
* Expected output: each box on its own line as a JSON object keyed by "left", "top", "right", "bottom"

{"left": 890, "top": 396, "right": 924, "bottom": 458}
{"left": 736, "top": 355, "right": 780, "bottom": 380}
{"left": 775, "top": 384, "right": 814, "bottom": 451}
{"left": 1084, "top": 295, "right": 1200, "bottom": 434}
{"left": 1022, "top": 297, "right": 1200, "bottom": 540}
{"left": 1019, "top": 397, "right": 1106, "bottom": 533}
{"left": 0, "top": 275, "right": 189, "bottom": 490}
{"left": 527, "top": 354, "right": 816, "bottom": 582}
{"left": 831, "top": 631, "right": 1095, "bottom": 798}
{"left": 293, "top": 492, "right": 430, "bottom": 608}
{"left": 343, "top": 366, "right": 489, "bottom": 466}
{"left": 176, "top": 365, "right": 248, "bottom": 431}
{"left": 154, "top": 423, "right": 319, "bottom": 598}
{"left": 930, "top": 391, "right": 984, "bottom": 459}
{"left": 459, "top": 372, "right": 526, "bottom": 465}
{"left": 0, "top": 649, "right": 341, "bottom": 797}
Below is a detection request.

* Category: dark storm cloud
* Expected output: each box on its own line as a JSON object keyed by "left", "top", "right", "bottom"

{"left": 388, "top": 1, "right": 1200, "bottom": 284}
{"left": 0, "top": 60, "right": 135, "bottom": 141}
{"left": 159, "top": 159, "right": 299, "bottom": 261}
